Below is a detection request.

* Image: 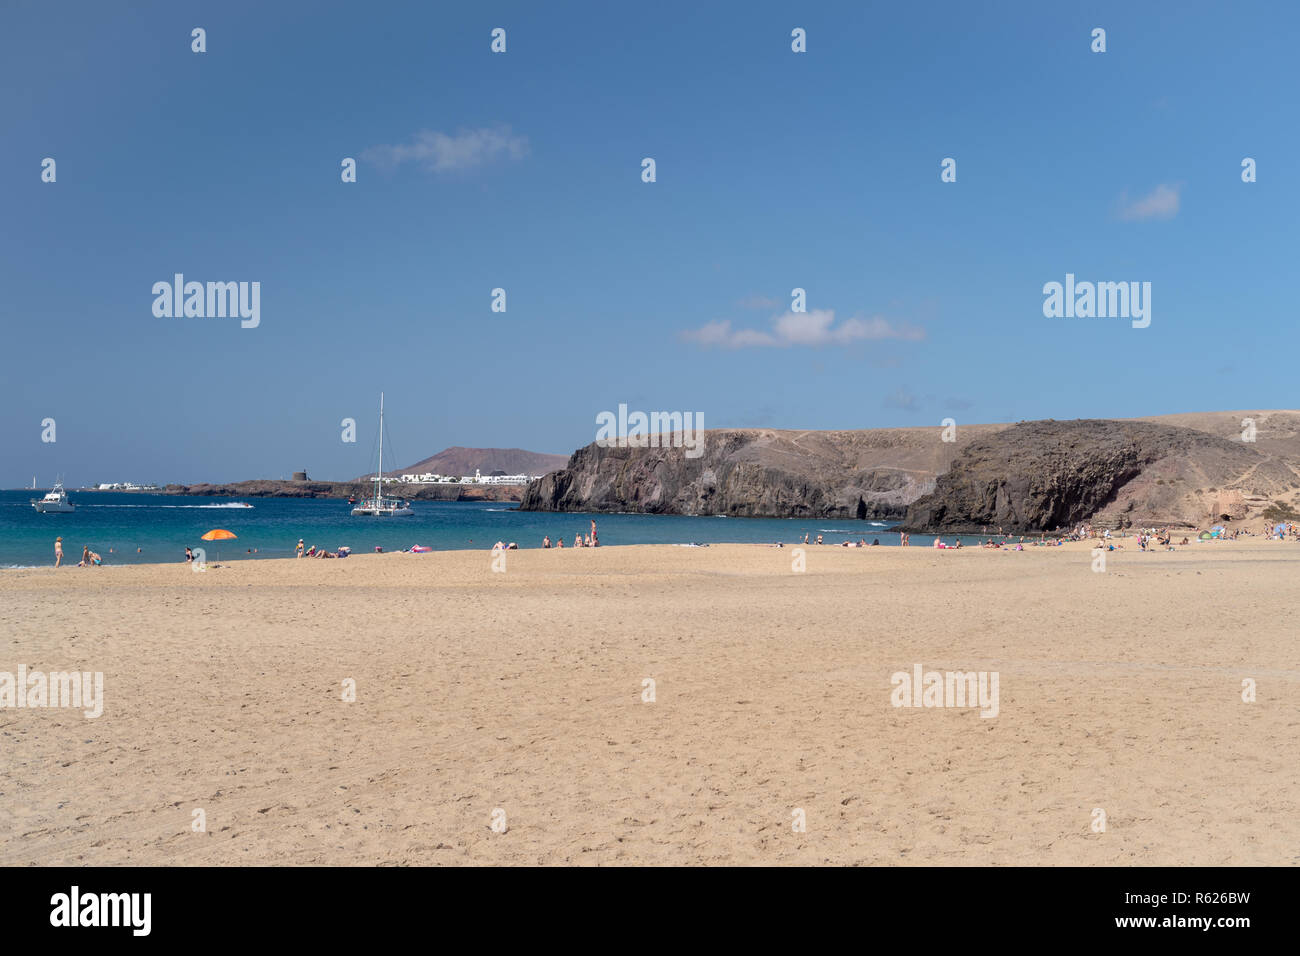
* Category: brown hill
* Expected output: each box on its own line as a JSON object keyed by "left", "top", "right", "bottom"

{"left": 361, "top": 447, "right": 568, "bottom": 481}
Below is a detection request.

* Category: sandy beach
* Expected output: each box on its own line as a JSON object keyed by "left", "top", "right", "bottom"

{"left": 2, "top": 539, "right": 1296, "bottom": 866}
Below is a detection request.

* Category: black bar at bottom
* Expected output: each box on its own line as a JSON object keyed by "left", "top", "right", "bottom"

{"left": 0, "top": 865, "right": 1283, "bottom": 942}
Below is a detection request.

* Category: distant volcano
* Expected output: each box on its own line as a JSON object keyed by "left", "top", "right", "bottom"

{"left": 359, "top": 446, "right": 569, "bottom": 481}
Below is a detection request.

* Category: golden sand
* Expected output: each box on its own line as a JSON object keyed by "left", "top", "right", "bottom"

{"left": 1, "top": 539, "right": 1296, "bottom": 865}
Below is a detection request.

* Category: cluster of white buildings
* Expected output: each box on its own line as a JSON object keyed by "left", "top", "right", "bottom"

{"left": 392, "top": 468, "right": 539, "bottom": 486}
{"left": 94, "top": 482, "right": 160, "bottom": 491}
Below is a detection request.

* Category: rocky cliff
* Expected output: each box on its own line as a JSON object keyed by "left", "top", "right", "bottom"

{"left": 519, "top": 425, "right": 1007, "bottom": 519}
{"left": 901, "top": 417, "right": 1298, "bottom": 531}
{"left": 520, "top": 413, "right": 1300, "bottom": 529}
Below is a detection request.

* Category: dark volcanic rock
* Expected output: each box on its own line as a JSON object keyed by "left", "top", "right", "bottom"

{"left": 901, "top": 419, "right": 1263, "bottom": 532}
{"left": 519, "top": 431, "right": 937, "bottom": 519}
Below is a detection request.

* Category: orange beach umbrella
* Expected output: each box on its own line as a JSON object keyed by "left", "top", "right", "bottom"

{"left": 200, "top": 528, "right": 237, "bottom": 563}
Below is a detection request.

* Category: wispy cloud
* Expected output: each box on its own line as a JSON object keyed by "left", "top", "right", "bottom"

{"left": 362, "top": 125, "right": 529, "bottom": 173}
{"left": 682, "top": 309, "right": 925, "bottom": 349}
{"left": 1116, "top": 183, "right": 1181, "bottom": 221}
{"left": 884, "top": 386, "right": 920, "bottom": 411}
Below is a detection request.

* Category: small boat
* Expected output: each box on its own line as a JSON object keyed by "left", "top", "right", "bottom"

{"left": 32, "top": 480, "right": 76, "bottom": 513}
{"left": 352, "top": 392, "right": 413, "bottom": 517}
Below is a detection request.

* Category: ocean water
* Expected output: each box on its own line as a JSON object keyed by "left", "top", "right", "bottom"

{"left": 0, "top": 490, "right": 984, "bottom": 568}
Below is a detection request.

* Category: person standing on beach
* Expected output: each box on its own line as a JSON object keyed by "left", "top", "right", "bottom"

{"left": 296, "top": 539, "right": 305, "bottom": 558}
{"left": 54, "top": 537, "right": 63, "bottom": 567}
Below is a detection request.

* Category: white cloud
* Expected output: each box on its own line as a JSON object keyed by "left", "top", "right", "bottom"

{"left": 682, "top": 309, "right": 924, "bottom": 348}
{"left": 1116, "top": 183, "right": 1181, "bottom": 221}
{"left": 363, "top": 125, "right": 529, "bottom": 173}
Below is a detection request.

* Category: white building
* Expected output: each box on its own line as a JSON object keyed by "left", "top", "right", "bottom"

{"left": 395, "top": 469, "right": 539, "bottom": 486}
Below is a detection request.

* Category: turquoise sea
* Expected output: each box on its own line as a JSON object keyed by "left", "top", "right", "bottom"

{"left": 0, "top": 489, "right": 982, "bottom": 568}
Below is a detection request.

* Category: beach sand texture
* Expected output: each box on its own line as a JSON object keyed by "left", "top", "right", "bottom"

{"left": 2, "top": 540, "right": 1296, "bottom": 865}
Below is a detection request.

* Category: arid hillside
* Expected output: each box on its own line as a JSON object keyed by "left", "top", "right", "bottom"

{"left": 521, "top": 411, "right": 1300, "bottom": 529}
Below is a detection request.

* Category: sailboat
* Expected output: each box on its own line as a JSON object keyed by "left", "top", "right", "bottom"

{"left": 351, "top": 393, "right": 413, "bottom": 517}
{"left": 32, "top": 479, "right": 76, "bottom": 513}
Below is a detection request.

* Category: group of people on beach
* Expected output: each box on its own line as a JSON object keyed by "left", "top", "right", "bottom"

{"left": 294, "top": 539, "right": 350, "bottom": 559}
{"left": 541, "top": 519, "right": 599, "bottom": 550}
{"left": 53, "top": 537, "right": 103, "bottom": 567}
{"left": 800, "top": 534, "right": 883, "bottom": 547}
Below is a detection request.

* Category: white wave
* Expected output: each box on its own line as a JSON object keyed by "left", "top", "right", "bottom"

{"left": 85, "top": 502, "right": 254, "bottom": 509}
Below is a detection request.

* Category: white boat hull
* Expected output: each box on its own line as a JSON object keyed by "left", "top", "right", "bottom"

{"left": 351, "top": 506, "right": 413, "bottom": 517}
{"left": 33, "top": 500, "right": 75, "bottom": 513}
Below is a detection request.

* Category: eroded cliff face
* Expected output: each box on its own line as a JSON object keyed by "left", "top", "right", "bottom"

{"left": 901, "top": 419, "right": 1269, "bottom": 531}
{"left": 520, "top": 416, "right": 1300, "bottom": 528}
{"left": 519, "top": 430, "right": 940, "bottom": 518}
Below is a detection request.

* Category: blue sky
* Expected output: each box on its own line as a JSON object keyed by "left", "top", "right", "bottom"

{"left": 1, "top": 0, "right": 1294, "bottom": 486}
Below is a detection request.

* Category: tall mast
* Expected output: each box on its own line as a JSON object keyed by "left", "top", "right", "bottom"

{"left": 377, "top": 392, "right": 384, "bottom": 508}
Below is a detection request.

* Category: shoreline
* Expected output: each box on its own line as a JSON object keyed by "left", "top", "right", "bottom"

{"left": 3, "top": 533, "right": 1283, "bottom": 574}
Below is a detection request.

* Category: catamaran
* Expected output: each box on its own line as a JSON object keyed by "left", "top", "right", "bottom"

{"left": 351, "top": 393, "right": 413, "bottom": 517}
{"left": 32, "top": 479, "right": 76, "bottom": 513}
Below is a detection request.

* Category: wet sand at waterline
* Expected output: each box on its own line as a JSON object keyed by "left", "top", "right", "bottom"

{"left": 2, "top": 540, "right": 1296, "bottom": 866}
